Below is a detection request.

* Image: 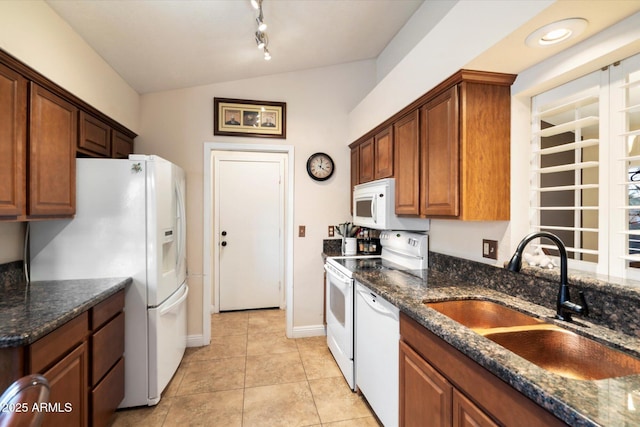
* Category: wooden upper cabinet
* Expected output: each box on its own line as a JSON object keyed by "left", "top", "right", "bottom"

{"left": 456, "top": 80, "right": 512, "bottom": 220}
{"left": 112, "top": 130, "right": 134, "bottom": 159}
{"left": 420, "top": 86, "right": 459, "bottom": 217}
{"left": 374, "top": 127, "right": 393, "bottom": 179}
{"left": 79, "top": 111, "right": 111, "bottom": 157}
{"left": 29, "top": 83, "right": 77, "bottom": 218}
{"left": 349, "top": 69, "right": 514, "bottom": 221}
{"left": 0, "top": 62, "right": 27, "bottom": 218}
{"left": 358, "top": 138, "right": 374, "bottom": 183}
{"left": 394, "top": 110, "right": 420, "bottom": 215}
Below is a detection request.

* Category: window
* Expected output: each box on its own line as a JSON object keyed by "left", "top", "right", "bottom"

{"left": 530, "top": 53, "right": 640, "bottom": 279}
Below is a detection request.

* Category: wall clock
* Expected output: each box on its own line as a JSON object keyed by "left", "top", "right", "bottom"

{"left": 306, "top": 152, "right": 335, "bottom": 181}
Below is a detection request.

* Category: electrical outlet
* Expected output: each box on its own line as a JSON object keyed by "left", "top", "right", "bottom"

{"left": 328, "top": 226, "right": 335, "bottom": 237}
{"left": 483, "top": 239, "right": 498, "bottom": 260}
{"left": 299, "top": 225, "right": 306, "bottom": 237}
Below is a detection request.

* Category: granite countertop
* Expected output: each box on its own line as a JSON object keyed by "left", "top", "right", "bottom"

{"left": 353, "top": 267, "right": 640, "bottom": 427}
{"left": 0, "top": 277, "right": 131, "bottom": 348}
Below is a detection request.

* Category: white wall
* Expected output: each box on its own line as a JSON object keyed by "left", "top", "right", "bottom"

{"left": 0, "top": 0, "right": 140, "bottom": 131}
{"left": 136, "top": 61, "right": 377, "bottom": 335}
{"left": 349, "top": 0, "right": 553, "bottom": 142}
{"left": 0, "top": 0, "right": 140, "bottom": 264}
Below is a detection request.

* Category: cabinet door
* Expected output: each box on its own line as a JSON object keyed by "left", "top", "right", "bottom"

{"left": 41, "top": 342, "right": 89, "bottom": 427}
{"left": 453, "top": 390, "right": 498, "bottom": 427}
{"left": 420, "top": 86, "right": 459, "bottom": 217}
{"left": 29, "top": 83, "right": 77, "bottom": 217}
{"left": 0, "top": 63, "right": 27, "bottom": 217}
{"left": 359, "top": 138, "right": 374, "bottom": 183}
{"left": 350, "top": 147, "right": 359, "bottom": 214}
{"left": 374, "top": 127, "right": 393, "bottom": 179}
{"left": 111, "top": 130, "right": 134, "bottom": 159}
{"left": 400, "top": 340, "right": 452, "bottom": 427}
{"left": 394, "top": 110, "right": 420, "bottom": 215}
{"left": 79, "top": 111, "right": 111, "bottom": 157}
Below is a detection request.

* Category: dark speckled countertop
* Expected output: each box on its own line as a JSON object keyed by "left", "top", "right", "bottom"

{"left": 0, "top": 277, "right": 131, "bottom": 348}
{"left": 352, "top": 266, "right": 640, "bottom": 427}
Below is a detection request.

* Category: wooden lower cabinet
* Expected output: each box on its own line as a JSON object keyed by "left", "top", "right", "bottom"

{"left": 399, "top": 313, "right": 567, "bottom": 427}
{"left": 453, "top": 389, "right": 498, "bottom": 427}
{"left": 15, "top": 290, "right": 126, "bottom": 427}
{"left": 90, "top": 292, "right": 125, "bottom": 427}
{"left": 399, "top": 340, "right": 452, "bottom": 427}
{"left": 41, "top": 342, "right": 89, "bottom": 427}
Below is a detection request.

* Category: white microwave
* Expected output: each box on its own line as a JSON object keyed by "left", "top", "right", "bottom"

{"left": 353, "top": 178, "right": 429, "bottom": 231}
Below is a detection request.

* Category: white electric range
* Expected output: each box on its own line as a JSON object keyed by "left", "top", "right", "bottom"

{"left": 323, "top": 231, "right": 428, "bottom": 390}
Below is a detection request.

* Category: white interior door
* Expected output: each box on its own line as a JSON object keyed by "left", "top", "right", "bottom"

{"left": 216, "top": 152, "right": 285, "bottom": 311}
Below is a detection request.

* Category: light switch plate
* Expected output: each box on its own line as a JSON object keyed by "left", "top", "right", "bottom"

{"left": 299, "top": 225, "right": 306, "bottom": 237}
{"left": 483, "top": 239, "right": 498, "bottom": 260}
{"left": 328, "top": 226, "right": 334, "bottom": 237}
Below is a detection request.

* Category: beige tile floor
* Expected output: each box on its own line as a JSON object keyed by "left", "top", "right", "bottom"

{"left": 112, "top": 309, "right": 381, "bottom": 426}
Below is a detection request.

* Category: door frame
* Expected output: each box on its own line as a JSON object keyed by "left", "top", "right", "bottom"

{"left": 203, "top": 142, "right": 294, "bottom": 343}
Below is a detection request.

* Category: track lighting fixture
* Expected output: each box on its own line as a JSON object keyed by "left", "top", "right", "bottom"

{"left": 255, "top": 31, "right": 267, "bottom": 50}
{"left": 256, "top": 15, "right": 267, "bottom": 32}
{"left": 250, "top": 0, "right": 271, "bottom": 60}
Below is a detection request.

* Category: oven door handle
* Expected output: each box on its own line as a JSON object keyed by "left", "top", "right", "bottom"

{"left": 324, "top": 264, "right": 352, "bottom": 290}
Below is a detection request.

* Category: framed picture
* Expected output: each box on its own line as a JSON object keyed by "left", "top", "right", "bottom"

{"left": 214, "top": 97, "right": 286, "bottom": 138}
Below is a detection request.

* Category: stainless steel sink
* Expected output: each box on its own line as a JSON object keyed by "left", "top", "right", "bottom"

{"left": 426, "top": 299, "right": 640, "bottom": 380}
{"left": 426, "top": 299, "right": 544, "bottom": 332}
{"left": 483, "top": 325, "right": 640, "bottom": 380}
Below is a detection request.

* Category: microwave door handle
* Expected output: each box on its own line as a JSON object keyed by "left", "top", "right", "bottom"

{"left": 371, "top": 196, "right": 377, "bottom": 224}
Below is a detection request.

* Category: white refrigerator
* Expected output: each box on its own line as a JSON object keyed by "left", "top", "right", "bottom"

{"left": 29, "top": 155, "right": 188, "bottom": 408}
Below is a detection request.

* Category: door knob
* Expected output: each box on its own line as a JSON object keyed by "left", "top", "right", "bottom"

{"left": 221, "top": 241, "right": 227, "bottom": 247}
{"left": 222, "top": 231, "right": 227, "bottom": 236}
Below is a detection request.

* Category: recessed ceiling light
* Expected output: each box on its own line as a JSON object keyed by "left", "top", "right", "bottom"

{"left": 525, "top": 18, "right": 588, "bottom": 48}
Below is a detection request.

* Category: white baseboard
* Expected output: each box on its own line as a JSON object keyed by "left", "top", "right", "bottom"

{"left": 291, "top": 324, "right": 326, "bottom": 339}
{"left": 187, "top": 334, "right": 206, "bottom": 347}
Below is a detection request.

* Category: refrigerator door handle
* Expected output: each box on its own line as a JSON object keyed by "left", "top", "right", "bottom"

{"left": 175, "top": 179, "right": 187, "bottom": 274}
{"left": 160, "top": 285, "right": 189, "bottom": 316}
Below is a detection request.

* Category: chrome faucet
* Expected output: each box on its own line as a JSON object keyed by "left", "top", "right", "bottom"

{"left": 507, "top": 232, "right": 588, "bottom": 322}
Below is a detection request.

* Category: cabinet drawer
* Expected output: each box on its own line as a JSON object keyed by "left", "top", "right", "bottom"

{"left": 30, "top": 312, "right": 89, "bottom": 374}
{"left": 92, "top": 290, "right": 124, "bottom": 330}
{"left": 92, "top": 311, "right": 125, "bottom": 386}
{"left": 92, "top": 357, "right": 124, "bottom": 427}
